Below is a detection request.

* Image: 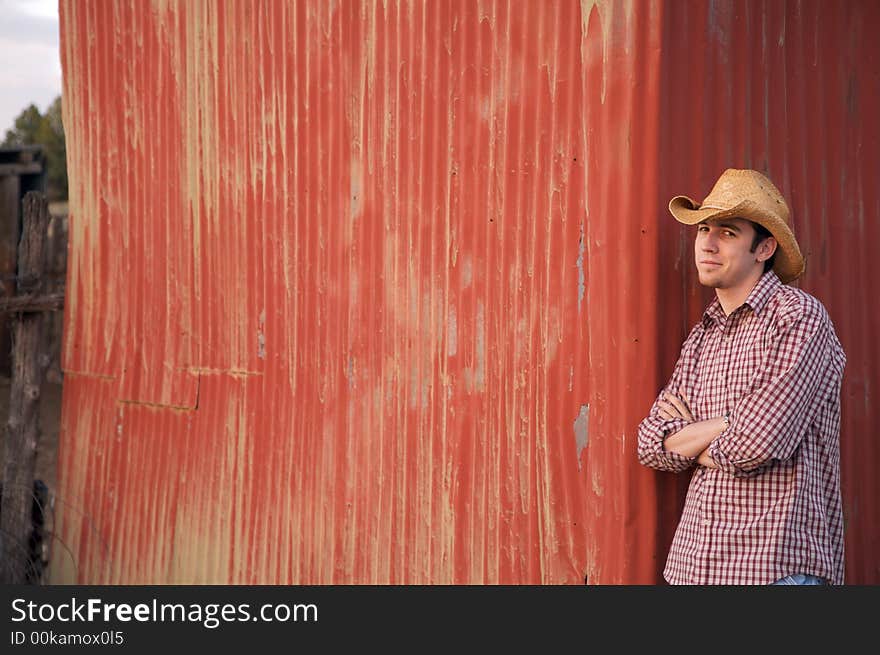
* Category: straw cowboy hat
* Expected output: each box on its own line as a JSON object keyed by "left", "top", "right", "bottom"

{"left": 668, "top": 168, "right": 805, "bottom": 284}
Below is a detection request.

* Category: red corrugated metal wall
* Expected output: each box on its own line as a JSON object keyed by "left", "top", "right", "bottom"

{"left": 52, "top": 0, "right": 878, "bottom": 584}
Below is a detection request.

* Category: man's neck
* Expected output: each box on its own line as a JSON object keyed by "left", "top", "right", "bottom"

{"left": 715, "top": 273, "right": 764, "bottom": 316}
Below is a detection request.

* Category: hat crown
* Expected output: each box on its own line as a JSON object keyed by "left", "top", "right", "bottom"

{"left": 701, "top": 169, "right": 791, "bottom": 226}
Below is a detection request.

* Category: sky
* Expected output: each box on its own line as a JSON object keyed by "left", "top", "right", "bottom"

{"left": 0, "top": 0, "right": 62, "bottom": 139}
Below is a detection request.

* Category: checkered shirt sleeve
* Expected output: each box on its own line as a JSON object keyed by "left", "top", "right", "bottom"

{"left": 709, "top": 295, "right": 833, "bottom": 477}
{"left": 637, "top": 325, "right": 703, "bottom": 473}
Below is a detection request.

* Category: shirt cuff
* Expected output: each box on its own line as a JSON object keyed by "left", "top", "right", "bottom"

{"left": 658, "top": 418, "right": 697, "bottom": 470}
{"left": 707, "top": 413, "right": 763, "bottom": 477}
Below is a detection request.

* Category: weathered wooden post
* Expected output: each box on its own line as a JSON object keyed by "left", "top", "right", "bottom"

{"left": 0, "top": 191, "right": 54, "bottom": 584}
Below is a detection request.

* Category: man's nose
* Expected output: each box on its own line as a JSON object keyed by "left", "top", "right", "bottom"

{"left": 701, "top": 232, "right": 719, "bottom": 251}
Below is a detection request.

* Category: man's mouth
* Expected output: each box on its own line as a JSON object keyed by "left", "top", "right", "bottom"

{"left": 699, "top": 260, "right": 722, "bottom": 267}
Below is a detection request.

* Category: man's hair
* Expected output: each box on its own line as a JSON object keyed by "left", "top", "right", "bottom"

{"left": 749, "top": 221, "right": 776, "bottom": 274}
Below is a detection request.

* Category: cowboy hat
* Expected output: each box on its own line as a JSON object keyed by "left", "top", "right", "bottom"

{"left": 668, "top": 168, "right": 805, "bottom": 284}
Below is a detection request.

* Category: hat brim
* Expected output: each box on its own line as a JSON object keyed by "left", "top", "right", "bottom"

{"left": 668, "top": 195, "right": 806, "bottom": 284}
{"left": 668, "top": 195, "right": 747, "bottom": 224}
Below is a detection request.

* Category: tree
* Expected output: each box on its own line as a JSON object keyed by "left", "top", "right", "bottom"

{"left": 3, "top": 104, "right": 43, "bottom": 144}
{"left": 2, "top": 96, "right": 67, "bottom": 202}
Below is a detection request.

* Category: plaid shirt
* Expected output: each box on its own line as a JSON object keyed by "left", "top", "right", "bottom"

{"left": 637, "top": 270, "right": 846, "bottom": 585}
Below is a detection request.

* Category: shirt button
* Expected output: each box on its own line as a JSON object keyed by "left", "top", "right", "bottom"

{"left": 702, "top": 519, "right": 710, "bottom": 526}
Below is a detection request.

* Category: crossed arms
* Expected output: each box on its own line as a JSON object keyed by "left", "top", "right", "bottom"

{"left": 656, "top": 391, "right": 724, "bottom": 468}
{"left": 637, "top": 300, "right": 839, "bottom": 478}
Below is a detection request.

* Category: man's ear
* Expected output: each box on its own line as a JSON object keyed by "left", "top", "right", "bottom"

{"left": 758, "top": 237, "right": 778, "bottom": 262}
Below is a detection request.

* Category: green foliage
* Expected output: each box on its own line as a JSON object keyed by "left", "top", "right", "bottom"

{"left": 2, "top": 96, "right": 67, "bottom": 202}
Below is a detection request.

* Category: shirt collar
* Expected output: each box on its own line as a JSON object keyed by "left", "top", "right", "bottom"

{"left": 745, "top": 269, "right": 782, "bottom": 316}
{"left": 702, "top": 297, "right": 726, "bottom": 328}
{"left": 701, "top": 270, "right": 782, "bottom": 327}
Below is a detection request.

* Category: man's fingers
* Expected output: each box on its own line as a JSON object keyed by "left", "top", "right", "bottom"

{"left": 679, "top": 390, "right": 695, "bottom": 421}
{"left": 657, "top": 400, "right": 680, "bottom": 420}
{"left": 663, "top": 392, "right": 686, "bottom": 416}
{"left": 664, "top": 392, "right": 694, "bottom": 422}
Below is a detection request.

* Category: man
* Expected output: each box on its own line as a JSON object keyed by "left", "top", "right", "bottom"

{"left": 637, "top": 168, "right": 846, "bottom": 585}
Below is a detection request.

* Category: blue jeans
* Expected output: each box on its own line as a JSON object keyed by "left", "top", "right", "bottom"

{"left": 771, "top": 573, "right": 826, "bottom": 585}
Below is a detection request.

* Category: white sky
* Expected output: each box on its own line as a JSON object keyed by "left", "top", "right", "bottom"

{"left": 0, "top": 0, "right": 62, "bottom": 139}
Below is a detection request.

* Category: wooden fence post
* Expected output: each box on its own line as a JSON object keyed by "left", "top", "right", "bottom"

{"left": 0, "top": 191, "right": 51, "bottom": 584}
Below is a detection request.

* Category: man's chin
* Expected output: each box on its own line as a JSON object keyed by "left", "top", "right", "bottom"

{"left": 697, "top": 272, "right": 722, "bottom": 288}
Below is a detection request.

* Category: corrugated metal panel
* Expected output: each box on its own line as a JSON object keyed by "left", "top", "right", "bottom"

{"left": 54, "top": 0, "right": 603, "bottom": 584}
{"left": 52, "top": 0, "right": 878, "bottom": 585}
{"left": 658, "top": 0, "right": 880, "bottom": 584}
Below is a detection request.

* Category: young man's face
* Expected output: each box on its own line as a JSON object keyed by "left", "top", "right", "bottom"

{"left": 694, "top": 217, "right": 774, "bottom": 290}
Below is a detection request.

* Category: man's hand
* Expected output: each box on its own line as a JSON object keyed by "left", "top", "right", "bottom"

{"left": 697, "top": 448, "right": 718, "bottom": 469}
{"left": 664, "top": 416, "right": 728, "bottom": 461}
{"left": 657, "top": 390, "right": 694, "bottom": 423}
{"left": 657, "top": 390, "right": 723, "bottom": 466}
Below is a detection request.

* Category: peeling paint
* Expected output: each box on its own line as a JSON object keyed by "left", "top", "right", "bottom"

{"left": 474, "top": 301, "right": 485, "bottom": 391}
{"left": 350, "top": 159, "right": 363, "bottom": 221}
{"left": 461, "top": 254, "right": 472, "bottom": 289}
{"left": 577, "top": 221, "right": 585, "bottom": 312}
{"left": 579, "top": 0, "right": 610, "bottom": 104}
{"left": 574, "top": 404, "right": 589, "bottom": 470}
{"left": 447, "top": 305, "right": 457, "bottom": 357}
{"left": 116, "top": 399, "right": 197, "bottom": 413}
{"left": 185, "top": 367, "right": 262, "bottom": 378}
{"left": 257, "top": 309, "right": 266, "bottom": 359}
